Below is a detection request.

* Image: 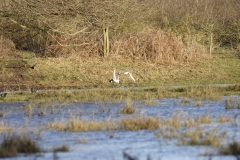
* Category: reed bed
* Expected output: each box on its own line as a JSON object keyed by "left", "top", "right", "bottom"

{"left": 45, "top": 113, "right": 233, "bottom": 132}
{"left": 109, "top": 31, "right": 208, "bottom": 64}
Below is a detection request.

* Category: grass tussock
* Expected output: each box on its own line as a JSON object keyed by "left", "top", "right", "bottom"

{"left": 23, "top": 104, "right": 33, "bottom": 116}
{"left": 178, "top": 129, "right": 226, "bottom": 146}
{"left": 52, "top": 145, "right": 69, "bottom": 152}
{"left": 218, "top": 115, "right": 233, "bottom": 123}
{"left": 163, "top": 113, "right": 183, "bottom": 128}
{"left": 0, "top": 134, "right": 41, "bottom": 158}
{"left": 46, "top": 118, "right": 116, "bottom": 132}
{"left": 196, "top": 114, "right": 212, "bottom": 124}
{"left": 221, "top": 142, "right": 240, "bottom": 155}
{"left": 119, "top": 116, "right": 160, "bottom": 130}
{"left": 225, "top": 98, "right": 240, "bottom": 109}
{"left": 156, "top": 126, "right": 227, "bottom": 147}
{"left": 180, "top": 98, "right": 190, "bottom": 104}
{"left": 119, "top": 98, "right": 137, "bottom": 114}
{"left": 0, "top": 123, "right": 13, "bottom": 132}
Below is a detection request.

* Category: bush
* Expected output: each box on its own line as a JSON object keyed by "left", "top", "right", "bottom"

{"left": 0, "top": 0, "right": 239, "bottom": 57}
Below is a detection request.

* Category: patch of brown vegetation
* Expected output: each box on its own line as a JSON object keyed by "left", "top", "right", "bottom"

{"left": 0, "top": 133, "right": 41, "bottom": 158}
{"left": 0, "top": 36, "right": 16, "bottom": 58}
{"left": 0, "top": 59, "right": 37, "bottom": 91}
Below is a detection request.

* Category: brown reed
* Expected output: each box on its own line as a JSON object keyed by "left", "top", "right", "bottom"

{"left": 119, "top": 98, "right": 137, "bottom": 114}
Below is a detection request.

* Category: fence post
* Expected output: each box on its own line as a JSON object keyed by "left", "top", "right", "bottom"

{"left": 103, "top": 27, "right": 109, "bottom": 57}
{"left": 210, "top": 33, "right": 213, "bottom": 56}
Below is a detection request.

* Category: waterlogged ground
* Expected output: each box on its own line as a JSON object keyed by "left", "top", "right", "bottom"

{"left": 0, "top": 95, "right": 240, "bottom": 160}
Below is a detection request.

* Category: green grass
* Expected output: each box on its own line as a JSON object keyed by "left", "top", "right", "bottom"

{"left": 0, "top": 48, "right": 239, "bottom": 103}
{"left": 1, "top": 84, "right": 239, "bottom": 103}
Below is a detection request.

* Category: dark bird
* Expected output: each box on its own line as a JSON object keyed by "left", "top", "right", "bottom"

{"left": 30, "top": 88, "right": 36, "bottom": 93}
{"left": 30, "top": 63, "right": 38, "bottom": 69}
{"left": 0, "top": 93, "right": 7, "bottom": 98}
{"left": 38, "top": 112, "right": 45, "bottom": 116}
{"left": 123, "top": 151, "right": 137, "bottom": 160}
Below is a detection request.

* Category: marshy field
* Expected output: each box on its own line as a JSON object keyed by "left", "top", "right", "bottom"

{"left": 0, "top": 0, "right": 240, "bottom": 159}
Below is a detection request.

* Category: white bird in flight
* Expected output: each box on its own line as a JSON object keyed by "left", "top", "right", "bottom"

{"left": 109, "top": 69, "right": 135, "bottom": 83}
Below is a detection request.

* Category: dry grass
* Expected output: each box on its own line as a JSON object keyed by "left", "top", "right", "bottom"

{"left": 109, "top": 30, "right": 208, "bottom": 64}
{"left": 0, "top": 1, "right": 239, "bottom": 94}
{"left": 184, "top": 86, "right": 223, "bottom": 101}
{"left": 46, "top": 115, "right": 161, "bottom": 131}
{"left": 0, "top": 36, "right": 16, "bottom": 58}
{"left": 0, "top": 122, "right": 13, "bottom": 132}
{"left": 119, "top": 98, "right": 137, "bottom": 114}
{"left": 225, "top": 98, "right": 240, "bottom": 109}
{"left": 0, "top": 133, "right": 41, "bottom": 158}
{"left": 1, "top": 0, "right": 239, "bottom": 54}
{"left": 23, "top": 104, "right": 33, "bottom": 116}
{"left": 52, "top": 145, "right": 69, "bottom": 152}
{"left": 37, "top": 29, "right": 209, "bottom": 66}
{"left": 218, "top": 115, "right": 233, "bottom": 123}
{"left": 46, "top": 117, "right": 116, "bottom": 132}
{"left": 45, "top": 112, "right": 233, "bottom": 132}
{"left": 163, "top": 113, "right": 183, "bottom": 128}
{"left": 196, "top": 114, "right": 212, "bottom": 124}
{"left": 154, "top": 0, "right": 240, "bottom": 48}
{"left": 0, "top": 132, "right": 70, "bottom": 158}
{"left": 221, "top": 142, "right": 240, "bottom": 155}
{"left": 178, "top": 128, "right": 226, "bottom": 146}
{"left": 119, "top": 116, "right": 160, "bottom": 130}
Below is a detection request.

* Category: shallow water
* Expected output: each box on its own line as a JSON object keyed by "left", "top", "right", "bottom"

{"left": 0, "top": 95, "right": 240, "bottom": 160}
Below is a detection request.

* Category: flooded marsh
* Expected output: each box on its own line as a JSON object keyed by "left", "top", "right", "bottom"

{"left": 0, "top": 92, "right": 240, "bottom": 159}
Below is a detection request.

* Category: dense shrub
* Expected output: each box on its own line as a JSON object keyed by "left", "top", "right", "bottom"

{"left": 0, "top": 0, "right": 239, "bottom": 57}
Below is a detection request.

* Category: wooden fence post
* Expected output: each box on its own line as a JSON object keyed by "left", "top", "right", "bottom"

{"left": 103, "top": 27, "right": 109, "bottom": 57}
{"left": 210, "top": 33, "right": 213, "bottom": 56}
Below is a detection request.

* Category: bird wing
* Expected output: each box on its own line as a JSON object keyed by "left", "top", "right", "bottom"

{"left": 113, "top": 69, "right": 117, "bottom": 80}
{"left": 119, "top": 72, "right": 135, "bottom": 82}
{"left": 113, "top": 68, "right": 119, "bottom": 81}
{"left": 128, "top": 72, "right": 135, "bottom": 81}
